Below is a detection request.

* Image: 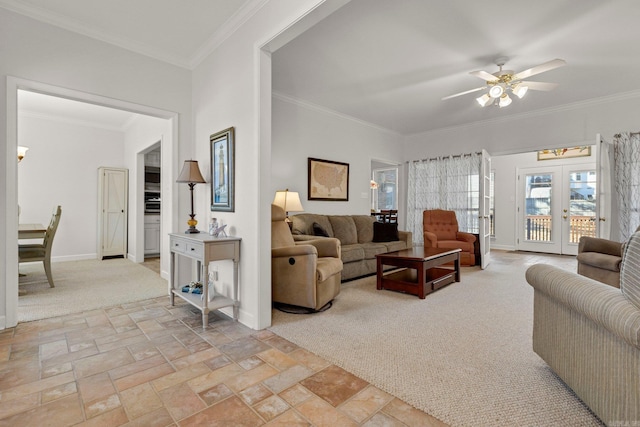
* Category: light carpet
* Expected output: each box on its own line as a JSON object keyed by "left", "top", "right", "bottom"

{"left": 269, "top": 251, "right": 603, "bottom": 427}
{"left": 18, "top": 258, "right": 167, "bottom": 322}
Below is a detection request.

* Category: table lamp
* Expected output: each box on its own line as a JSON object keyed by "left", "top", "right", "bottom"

{"left": 176, "top": 160, "right": 206, "bottom": 233}
{"left": 273, "top": 189, "right": 304, "bottom": 223}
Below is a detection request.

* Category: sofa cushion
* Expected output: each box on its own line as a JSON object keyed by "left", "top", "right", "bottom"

{"left": 383, "top": 241, "right": 406, "bottom": 253}
{"left": 291, "top": 214, "right": 333, "bottom": 237}
{"left": 341, "top": 245, "right": 365, "bottom": 263}
{"left": 373, "top": 222, "right": 399, "bottom": 242}
{"left": 363, "top": 243, "right": 388, "bottom": 260}
{"left": 620, "top": 231, "right": 640, "bottom": 309}
{"left": 329, "top": 216, "right": 358, "bottom": 245}
{"left": 352, "top": 215, "right": 375, "bottom": 243}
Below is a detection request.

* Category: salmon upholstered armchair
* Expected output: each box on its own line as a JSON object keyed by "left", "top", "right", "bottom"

{"left": 423, "top": 209, "right": 476, "bottom": 266}
{"left": 271, "top": 204, "right": 343, "bottom": 311}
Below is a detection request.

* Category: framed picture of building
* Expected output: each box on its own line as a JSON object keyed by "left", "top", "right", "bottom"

{"left": 210, "top": 127, "right": 235, "bottom": 212}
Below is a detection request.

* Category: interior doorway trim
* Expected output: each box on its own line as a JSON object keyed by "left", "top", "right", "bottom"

{"left": 4, "top": 76, "right": 179, "bottom": 329}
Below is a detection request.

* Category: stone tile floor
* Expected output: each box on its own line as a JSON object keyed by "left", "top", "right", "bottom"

{"left": 0, "top": 296, "right": 446, "bottom": 426}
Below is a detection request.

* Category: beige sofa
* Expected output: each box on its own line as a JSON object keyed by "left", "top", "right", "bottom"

{"left": 525, "top": 230, "right": 640, "bottom": 425}
{"left": 291, "top": 213, "right": 412, "bottom": 281}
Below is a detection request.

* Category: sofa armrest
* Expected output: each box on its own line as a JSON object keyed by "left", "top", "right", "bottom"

{"left": 578, "top": 236, "right": 622, "bottom": 257}
{"left": 398, "top": 230, "right": 412, "bottom": 248}
{"left": 456, "top": 231, "right": 476, "bottom": 243}
{"left": 526, "top": 264, "right": 640, "bottom": 348}
{"left": 423, "top": 231, "right": 437, "bottom": 247}
{"left": 297, "top": 238, "right": 341, "bottom": 259}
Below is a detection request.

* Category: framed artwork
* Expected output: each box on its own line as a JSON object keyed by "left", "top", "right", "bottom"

{"left": 308, "top": 157, "right": 349, "bottom": 201}
{"left": 210, "top": 127, "right": 235, "bottom": 212}
{"left": 537, "top": 146, "right": 591, "bottom": 161}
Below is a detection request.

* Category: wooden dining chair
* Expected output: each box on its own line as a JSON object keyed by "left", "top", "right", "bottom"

{"left": 380, "top": 209, "right": 398, "bottom": 223}
{"left": 19, "top": 205, "right": 62, "bottom": 288}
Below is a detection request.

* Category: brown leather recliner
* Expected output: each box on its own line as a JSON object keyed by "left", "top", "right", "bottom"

{"left": 423, "top": 209, "right": 476, "bottom": 266}
{"left": 271, "top": 204, "right": 343, "bottom": 310}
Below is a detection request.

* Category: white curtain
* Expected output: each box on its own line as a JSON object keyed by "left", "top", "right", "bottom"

{"left": 613, "top": 132, "right": 640, "bottom": 240}
{"left": 407, "top": 152, "right": 480, "bottom": 244}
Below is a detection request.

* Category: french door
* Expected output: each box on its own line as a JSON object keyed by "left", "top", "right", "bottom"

{"left": 517, "top": 163, "right": 596, "bottom": 255}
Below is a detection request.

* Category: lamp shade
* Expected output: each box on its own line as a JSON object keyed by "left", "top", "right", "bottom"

{"left": 273, "top": 189, "right": 304, "bottom": 213}
{"left": 17, "top": 146, "right": 29, "bottom": 162}
{"left": 176, "top": 160, "right": 205, "bottom": 184}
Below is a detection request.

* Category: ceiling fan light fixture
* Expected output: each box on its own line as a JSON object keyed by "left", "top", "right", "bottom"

{"left": 513, "top": 84, "right": 528, "bottom": 99}
{"left": 499, "top": 93, "right": 512, "bottom": 108}
{"left": 476, "top": 93, "right": 492, "bottom": 107}
{"left": 488, "top": 85, "right": 504, "bottom": 98}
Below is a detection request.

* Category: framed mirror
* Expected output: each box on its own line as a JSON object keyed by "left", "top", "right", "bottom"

{"left": 210, "top": 127, "right": 235, "bottom": 212}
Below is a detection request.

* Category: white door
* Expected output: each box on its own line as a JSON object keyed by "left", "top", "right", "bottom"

{"left": 479, "top": 149, "right": 492, "bottom": 269}
{"left": 517, "top": 164, "right": 596, "bottom": 255}
{"left": 99, "top": 167, "right": 128, "bottom": 259}
{"left": 596, "top": 134, "right": 613, "bottom": 239}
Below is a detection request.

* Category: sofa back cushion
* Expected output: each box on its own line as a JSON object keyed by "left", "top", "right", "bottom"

{"left": 351, "top": 215, "right": 376, "bottom": 243}
{"left": 291, "top": 214, "right": 333, "bottom": 237}
{"left": 328, "top": 216, "right": 358, "bottom": 245}
{"left": 621, "top": 231, "right": 640, "bottom": 309}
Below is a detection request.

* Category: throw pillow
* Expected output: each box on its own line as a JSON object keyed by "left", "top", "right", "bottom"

{"left": 373, "top": 222, "right": 399, "bottom": 242}
{"left": 313, "top": 222, "right": 330, "bottom": 237}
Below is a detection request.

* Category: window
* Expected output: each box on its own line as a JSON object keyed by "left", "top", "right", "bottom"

{"left": 372, "top": 167, "right": 398, "bottom": 211}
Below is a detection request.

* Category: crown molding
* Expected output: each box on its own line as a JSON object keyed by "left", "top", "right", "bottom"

{"left": 0, "top": 0, "right": 267, "bottom": 70}
{"left": 272, "top": 91, "right": 403, "bottom": 137}
{"left": 189, "top": 0, "right": 268, "bottom": 69}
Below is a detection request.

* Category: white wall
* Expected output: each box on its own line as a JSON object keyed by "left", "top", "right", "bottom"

{"left": 403, "top": 93, "right": 640, "bottom": 159}
{"left": 1, "top": 7, "right": 191, "bottom": 328}
{"left": 123, "top": 115, "right": 172, "bottom": 278}
{"left": 272, "top": 95, "right": 405, "bottom": 222}
{"left": 191, "top": 0, "right": 349, "bottom": 329}
{"left": 18, "top": 114, "right": 125, "bottom": 261}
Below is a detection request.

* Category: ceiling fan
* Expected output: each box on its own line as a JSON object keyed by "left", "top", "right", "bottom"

{"left": 442, "top": 57, "right": 567, "bottom": 108}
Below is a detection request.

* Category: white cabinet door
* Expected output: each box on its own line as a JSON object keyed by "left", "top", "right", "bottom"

{"left": 98, "top": 167, "right": 128, "bottom": 259}
{"left": 144, "top": 216, "right": 160, "bottom": 255}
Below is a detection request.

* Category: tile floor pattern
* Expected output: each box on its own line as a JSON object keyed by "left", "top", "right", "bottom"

{"left": 0, "top": 296, "right": 446, "bottom": 426}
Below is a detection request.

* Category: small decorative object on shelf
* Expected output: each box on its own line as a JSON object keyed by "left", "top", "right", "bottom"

{"left": 209, "top": 217, "right": 218, "bottom": 236}
{"left": 211, "top": 224, "right": 228, "bottom": 238}
{"left": 182, "top": 281, "right": 203, "bottom": 294}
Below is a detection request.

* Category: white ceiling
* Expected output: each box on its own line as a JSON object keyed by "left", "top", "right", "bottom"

{"left": 6, "top": 0, "right": 640, "bottom": 135}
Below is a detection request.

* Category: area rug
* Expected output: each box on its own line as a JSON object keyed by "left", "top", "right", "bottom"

{"left": 269, "top": 252, "right": 603, "bottom": 427}
{"left": 18, "top": 258, "right": 167, "bottom": 322}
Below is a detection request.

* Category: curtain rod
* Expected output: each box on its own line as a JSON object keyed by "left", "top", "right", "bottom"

{"left": 406, "top": 151, "right": 482, "bottom": 164}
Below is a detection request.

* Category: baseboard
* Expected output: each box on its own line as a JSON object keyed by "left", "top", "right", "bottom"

{"left": 49, "top": 254, "right": 96, "bottom": 263}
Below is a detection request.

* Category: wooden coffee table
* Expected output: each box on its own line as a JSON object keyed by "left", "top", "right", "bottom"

{"left": 376, "top": 247, "right": 461, "bottom": 299}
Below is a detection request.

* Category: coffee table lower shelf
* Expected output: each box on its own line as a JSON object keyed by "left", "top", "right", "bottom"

{"left": 380, "top": 267, "right": 456, "bottom": 298}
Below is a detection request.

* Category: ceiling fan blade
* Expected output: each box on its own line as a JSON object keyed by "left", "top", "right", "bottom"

{"left": 519, "top": 81, "right": 559, "bottom": 91}
{"left": 470, "top": 70, "right": 499, "bottom": 82}
{"left": 513, "top": 59, "right": 566, "bottom": 80}
{"left": 441, "top": 86, "right": 486, "bottom": 100}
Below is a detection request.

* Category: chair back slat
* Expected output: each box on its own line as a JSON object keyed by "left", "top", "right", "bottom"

{"left": 43, "top": 205, "right": 62, "bottom": 250}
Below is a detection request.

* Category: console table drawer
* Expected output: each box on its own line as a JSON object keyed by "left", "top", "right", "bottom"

{"left": 185, "top": 243, "right": 203, "bottom": 258}
{"left": 171, "top": 240, "right": 186, "bottom": 253}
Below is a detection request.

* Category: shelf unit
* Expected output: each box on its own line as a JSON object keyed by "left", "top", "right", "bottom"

{"left": 169, "top": 233, "right": 241, "bottom": 328}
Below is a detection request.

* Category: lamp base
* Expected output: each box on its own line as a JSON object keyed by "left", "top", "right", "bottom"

{"left": 185, "top": 227, "right": 200, "bottom": 234}
{"left": 185, "top": 217, "right": 199, "bottom": 234}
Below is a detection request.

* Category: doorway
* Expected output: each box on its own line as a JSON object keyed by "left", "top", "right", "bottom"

{"left": 517, "top": 163, "right": 596, "bottom": 255}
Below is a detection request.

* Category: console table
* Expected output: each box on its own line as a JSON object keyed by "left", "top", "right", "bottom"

{"left": 169, "top": 233, "right": 241, "bottom": 328}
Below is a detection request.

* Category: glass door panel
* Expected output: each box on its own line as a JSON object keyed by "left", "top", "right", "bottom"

{"left": 563, "top": 169, "right": 596, "bottom": 254}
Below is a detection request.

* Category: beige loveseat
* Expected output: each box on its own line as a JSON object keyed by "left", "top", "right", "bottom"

{"left": 525, "top": 230, "right": 640, "bottom": 425}
{"left": 291, "top": 213, "right": 412, "bottom": 281}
